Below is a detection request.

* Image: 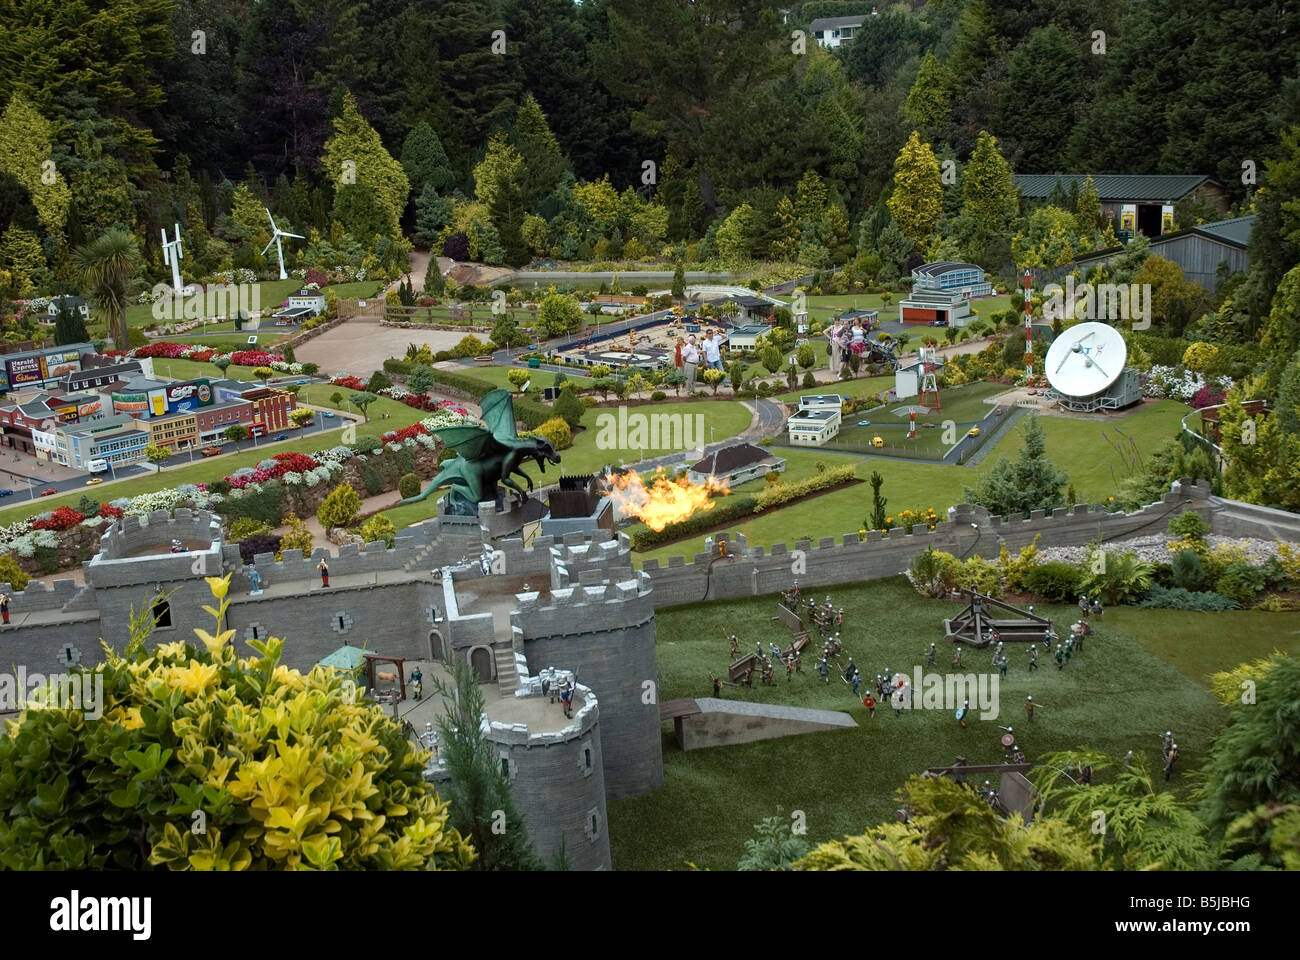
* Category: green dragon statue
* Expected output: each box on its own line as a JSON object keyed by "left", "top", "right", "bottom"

{"left": 400, "top": 387, "right": 560, "bottom": 514}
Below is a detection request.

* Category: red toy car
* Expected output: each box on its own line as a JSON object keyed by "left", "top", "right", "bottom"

{"left": 40, "top": 487, "right": 58, "bottom": 496}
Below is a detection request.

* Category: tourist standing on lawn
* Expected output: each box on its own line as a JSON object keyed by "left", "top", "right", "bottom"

{"left": 681, "top": 335, "right": 700, "bottom": 395}
{"left": 827, "top": 320, "right": 844, "bottom": 372}
{"left": 703, "top": 329, "right": 724, "bottom": 373}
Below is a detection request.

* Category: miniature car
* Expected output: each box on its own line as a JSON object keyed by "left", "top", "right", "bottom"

{"left": 200, "top": 446, "right": 222, "bottom": 457}
{"left": 323, "top": 411, "right": 335, "bottom": 418}
{"left": 85, "top": 477, "right": 103, "bottom": 485}
{"left": 930, "top": 319, "right": 948, "bottom": 326}
{"left": 0, "top": 488, "right": 13, "bottom": 497}
{"left": 968, "top": 427, "right": 981, "bottom": 437}
{"left": 871, "top": 435, "right": 885, "bottom": 448}
{"left": 40, "top": 487, "right": 57, "bottom": 496}
{"left": 857, "top": 420, "right": 871, "bottom": 426}
{"left": 274, "top": 434, "right": 288, "bottom": 441}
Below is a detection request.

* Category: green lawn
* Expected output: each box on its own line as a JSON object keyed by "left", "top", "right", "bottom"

{"left": 831, "top": 381, "right": 1008, "bottom": 455}
{"left": 1107, "top": 607, "right": 1300, "bottom": 687}
{"left": 632, "top": 451, "right": 970, "bottom": 566}
{"left": 462, "top": 364, "right": 597, "bottom": 393}
{"left": 607, "top": 577, "right": 1232, "bottom": 870}
{"left": 976, "top": 400, "right": 1188, "bottom": 502}
{"left": 773, "top": 375, "right": 893, "bottom": 402}
{"left": 803, "top": 293, "right": 1014, "bottom": 328}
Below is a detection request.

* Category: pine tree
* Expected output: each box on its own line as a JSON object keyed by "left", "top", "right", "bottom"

{"left": 400, "top": 121, "right": 457, "bottom": 196}
{"left": 473, "top": 133, "right": 530, "bottom": 267}
{"left": 903, "top": 52, "right": 952, "bottom": 133}
{"left": 509, "top": 94, "right": 569, "bottom": 210}
{"left": 961, "top": 131, "right": 1019, "bottom": 234}
{"left": 769, "top": 195, "right": 802, "bottom": 261}
{"left": 433, "top": 661, "right": 544, "bottom": 871}
{"left": 52, "top": 296, "right": 88, "bottom": 345}
{"left": 0, "top": 94, "right": 71, "bottom": 234}
{"left": 413, "top": 184, "right": 453, "bottom": 246}
{"left": 887, "top": 132, "right": 943, "bottom": 248}
{"left": 321, "top": 91, "right": 410, "bottom": 238}
{"left": 962, "top": 415, "right": 1068, "bottom": 518}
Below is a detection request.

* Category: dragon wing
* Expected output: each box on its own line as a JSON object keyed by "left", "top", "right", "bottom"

{"left": 432, "top": 424, "right": 507, "bottom": 461}
{"left": 479, "top": 388, "right": 519, "bottom": 441}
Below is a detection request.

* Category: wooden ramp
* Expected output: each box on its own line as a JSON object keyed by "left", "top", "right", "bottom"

{"left": 659, "top": 698, "right": 702, "bottom": 720}
{"left": 671, "top": 698, "right": 857, "bottom": 751}
{"left": 943, "top": 589, "right": 1052, "bottom": 647}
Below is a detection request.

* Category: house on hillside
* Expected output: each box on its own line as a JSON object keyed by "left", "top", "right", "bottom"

{"left": 808, "top": 15, "right": 868, "bottom": 48}
{"left": 1013, "top": 174, "right": 1228, "bottom": 240}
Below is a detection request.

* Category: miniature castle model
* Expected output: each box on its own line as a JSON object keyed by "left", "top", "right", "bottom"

{"left": 4, "top": 477, "right": 1298, "bottom": 869}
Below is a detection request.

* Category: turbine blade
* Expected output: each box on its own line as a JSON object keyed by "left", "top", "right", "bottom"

{"left": 265, "top": 207, "right": 277, "bottom": 231}
{"left": 261, "top": 237, "right": 277, "bottom": 256}
{"left": 283, "top": 232, "right": 305, "bottom": 239}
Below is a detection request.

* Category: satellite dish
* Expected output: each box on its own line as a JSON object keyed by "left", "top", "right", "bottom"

{"left": 1044, "top": 321, "right": 1127, "bottom": 398}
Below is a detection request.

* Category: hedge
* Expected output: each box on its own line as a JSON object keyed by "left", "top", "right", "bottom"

{"left": 1138, "top": 584, "right": 1240, "bottom": 611}
{"left": 629, "top": 495, "right": 758, "bottom": 550}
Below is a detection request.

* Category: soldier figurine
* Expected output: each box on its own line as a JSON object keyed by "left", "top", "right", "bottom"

{"left": 851, "top": 670, "right": 862, "bottom": 696}
{"left": 770, "top": 642, "right": 783, "bottom": 663}
{"left": 755, "top": 640, "right": 764, "bottom": 658}
{"left": 817, "top": 657, "right": 830, "bottom": 683}
{"left": 1063, "top": 637, "right": 1073, "bottom": 663}
{"left": 1123, "top": 750, "right": 1134, "bottom": 769}
{"left": 1055, "top": 643, "right": 1065, "bottom": 669}
{"left": 957, "top": 698, "right": 969, "bottom": 728}
{"left": 1079, "top": 594, "right": 1090, "bottom": 618}
{"left": 1025, "top": 696, "right": 1035, "bottom": 723}
{"left": 1091, "top": 598, "right": 1104, "bottom": 621}
{"left": 317, "top": 559, "right": 330, "bottom": 587}
{"left": 729, "top": 634, "right": 740, "bottom": 658}
{"left": 0, "top": 591, "right": 10, "bottom": 626}
{"left": 843, "top": 657, "right": 857, "bottom": 684}
{"left": 794, "top": 651, "right": 803, "bottom": 673}
{"left": 998, "top": 654, "right": 1009, "bottom": 678}
{"left": 862, "top": 694, "right": 876, "bottom": 718}
{"left": 926, "top": 642, "right": 937, "bottom": 666}
{"left": 785, "top": 655, "right": 795, "bottom": 682}
{"left": 1164, "top": 743, "right": 1180, "bottom": 779}
{"left": 992, "top": 640, "right": 1004, "bottom": 664}
{"left": 1161, "top": 730, "right": 1174, "bottom": 757}
{"left": 711, "top": 673, "right": 722, "bottom": 697}
{"left": 761, "top": 658, "right": 775, "bottom": 686}
{"left": 952, "top": 644, "right": 964, "bottom": 668}
{"left": 1029, "top": 644, "right": 1038, "bottom": 670}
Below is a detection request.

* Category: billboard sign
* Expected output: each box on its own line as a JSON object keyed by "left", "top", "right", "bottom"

{"left": 113, "top": 391, "right": 149, "bottom": 416}
{"left": 41, "top": 351, "right": 81, "bottom": 379}
{"left": 164, "top": 379, "right": 213, "bottom": 412}
{"left": 51, "top": 403, "right": 79, "bottom": 423}
{"left": 7, "top": 356, "right": 43, "bottom": 386}
{"left": 149, "top": 390, "right": 168, "bottom": 417}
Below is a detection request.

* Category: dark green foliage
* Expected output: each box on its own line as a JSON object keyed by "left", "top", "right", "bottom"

{"left": 869, "top": 471, "right": 887, "bottom": 532}
{"left": 407, "top": 364, "right": 435, "bottom": 394}
{"left": 962, "top": 416, "right": 1068, "bottom": 518}
{"left": 1200, "top": 655, "right": 1300, "bottom": 867}
{"left": 398, "top": 472, "right": 421, "bottom": 499}
{"left": 237, "top": 533, "right": 284, "bottom": 565}
{"left": 392, "top": 446, "right": 414, "bottom": 477}
{"left": 219, "top": 480, "right": 286, "bottom": 530}
{"left": 1214, "top": 562, "right": 1267, "bottom": 605}
{"left": 366, "top": 370, "right": 393, "bottom": 393}
{"left": 76, "top": 495, "right": 100, "bottom": 518}
{"left": 1023, "top": 562, "right": 1084, "bottom": 603}
{"left": 35, "top": 545, "right": 59, "bottom": 573}
{"left": 348, "top": 435, "right": 381, "bottom": 453}
{"left": 552, "top": 387, "right": 585, "bottom": 430}
{"left": 1138, "top": 585, "right": 1240, "bottom": 611}
{"left": 1169, "top": 511, "right": 1212, "bottom": 540}
{"left": 362, "top": 463, "right": 384, "bottom": 496}
{"left": 650, "top": 390, "right": 667, "bottom": 401}
{"left": 1171, "top": 548, "right": 1210, "bottom": 592}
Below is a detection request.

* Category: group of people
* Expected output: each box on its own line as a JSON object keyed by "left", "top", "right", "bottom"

{"left": 824, "top": 316, "right": 872, "bottom": 372}
{"left": 541, "top": 671, "right": 577, "bottom": 718}
{"left": 1161, "top": 730, "right": 1180, "bottom": 780}
{"left": 674, "top": 328, "right": 726, "bottom": 395}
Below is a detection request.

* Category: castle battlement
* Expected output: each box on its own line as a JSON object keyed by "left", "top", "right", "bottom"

{"left": 481, "top": 670, "right": 599, "bottom": 746}
{"left": 0, "top": 577, "right": 82, "bottom": 612}
{"left": 223, "top": 535, "right": 424, "bottom": 590}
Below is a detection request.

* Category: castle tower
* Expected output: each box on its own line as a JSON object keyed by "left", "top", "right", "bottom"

{"left": 511, "top": 531, "right": 663, "bottom": 799}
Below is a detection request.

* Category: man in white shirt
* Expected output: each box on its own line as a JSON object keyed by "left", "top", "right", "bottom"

{"left": 828, "top": 320, "right": 844, "bottom": 371}
{"left": 703, "top": 330, "right": 724, "bottom": 369}
{"left": 681, "top": 335, "right": 700, "bottom": 394}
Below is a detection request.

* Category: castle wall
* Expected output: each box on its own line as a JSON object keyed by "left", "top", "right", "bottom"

{"left": 514, "top": 575, "right": 662, "bottom": 799}
{"left": 641, "top": 480, "right": 1217, "bottom": 607}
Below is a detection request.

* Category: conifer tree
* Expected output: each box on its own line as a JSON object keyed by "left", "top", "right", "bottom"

{"left": 887, "top": 132, "right": 943, "bottom": 248}
{"left": 962, "top": 415, "right": 1068, "bottom": 518}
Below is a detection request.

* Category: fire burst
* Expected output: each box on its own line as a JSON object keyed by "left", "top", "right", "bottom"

{"left": 603, "top": 470, "right": 729, "bottom": 532}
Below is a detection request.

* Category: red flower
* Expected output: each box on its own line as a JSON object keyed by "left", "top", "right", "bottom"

{"left": 32, "top": 506, "right": 85, "bottom": 531}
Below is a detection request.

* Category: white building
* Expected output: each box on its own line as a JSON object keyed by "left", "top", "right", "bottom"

{"left": 797, "top": 394, "right": 843, "bottom": 413}
{"left": 808, "top": 15, "right": 869, "bottom": 48}
{"left": 787, "top": 408, "right": 841, "bottom": 446}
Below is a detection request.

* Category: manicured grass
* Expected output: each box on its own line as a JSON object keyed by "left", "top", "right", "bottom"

{"left": 832, "top": 381, "right": 1008, "bottom": 454}
{"left": 631, "top": 452, "right": 969, "bottom": 566}
{"left": 774, "top": 375, "right": 893, "bottom": 402}
{"left": 464, "top": 364, "right": 597, "bottom": 393}
{"left": 974, "top": 400, "right": 1188, "bottom": 503}
{"left": 803, "top": 293, "right": 1014, "bottom": 328}
{"left": 607, "top": 577, "right": 1231, "bottom": 870}
{"left": 1106, "top": 607, "right": 1300, "bottom": 688}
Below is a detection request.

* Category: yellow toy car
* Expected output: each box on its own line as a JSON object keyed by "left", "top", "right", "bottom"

{"left": 968, "top": 427, "right": 981, "bottom": 437}
{"left": 871, "top": 435, "right": 884, "bottom": 448}
{"left": 85, "top": 477, "right": 104, "bottom": 485}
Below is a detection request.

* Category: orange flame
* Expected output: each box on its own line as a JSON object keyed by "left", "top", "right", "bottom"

{"left": 604, "top": 470, "right": 729, "bottom": 532}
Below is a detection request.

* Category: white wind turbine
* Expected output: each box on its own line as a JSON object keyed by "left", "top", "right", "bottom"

{"left": 261, "top": 208, "right": 304, "bottom": 281}
{"left": 161, "top": 223, "right": 185, "bottom": 292}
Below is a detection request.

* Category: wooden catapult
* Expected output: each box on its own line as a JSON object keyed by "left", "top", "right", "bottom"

{"left": 942, "top": 588, "right": 1053, "bottom": 648}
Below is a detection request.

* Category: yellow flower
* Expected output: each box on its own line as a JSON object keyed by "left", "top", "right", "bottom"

{"left": 206, "top": 574, "right": 231, "bottom": 600}
{"left": 193, "top": 627, "right": 236, "bottom": 657}
{"left": 162, "top": 660, "right": 221, "bottom": 697}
